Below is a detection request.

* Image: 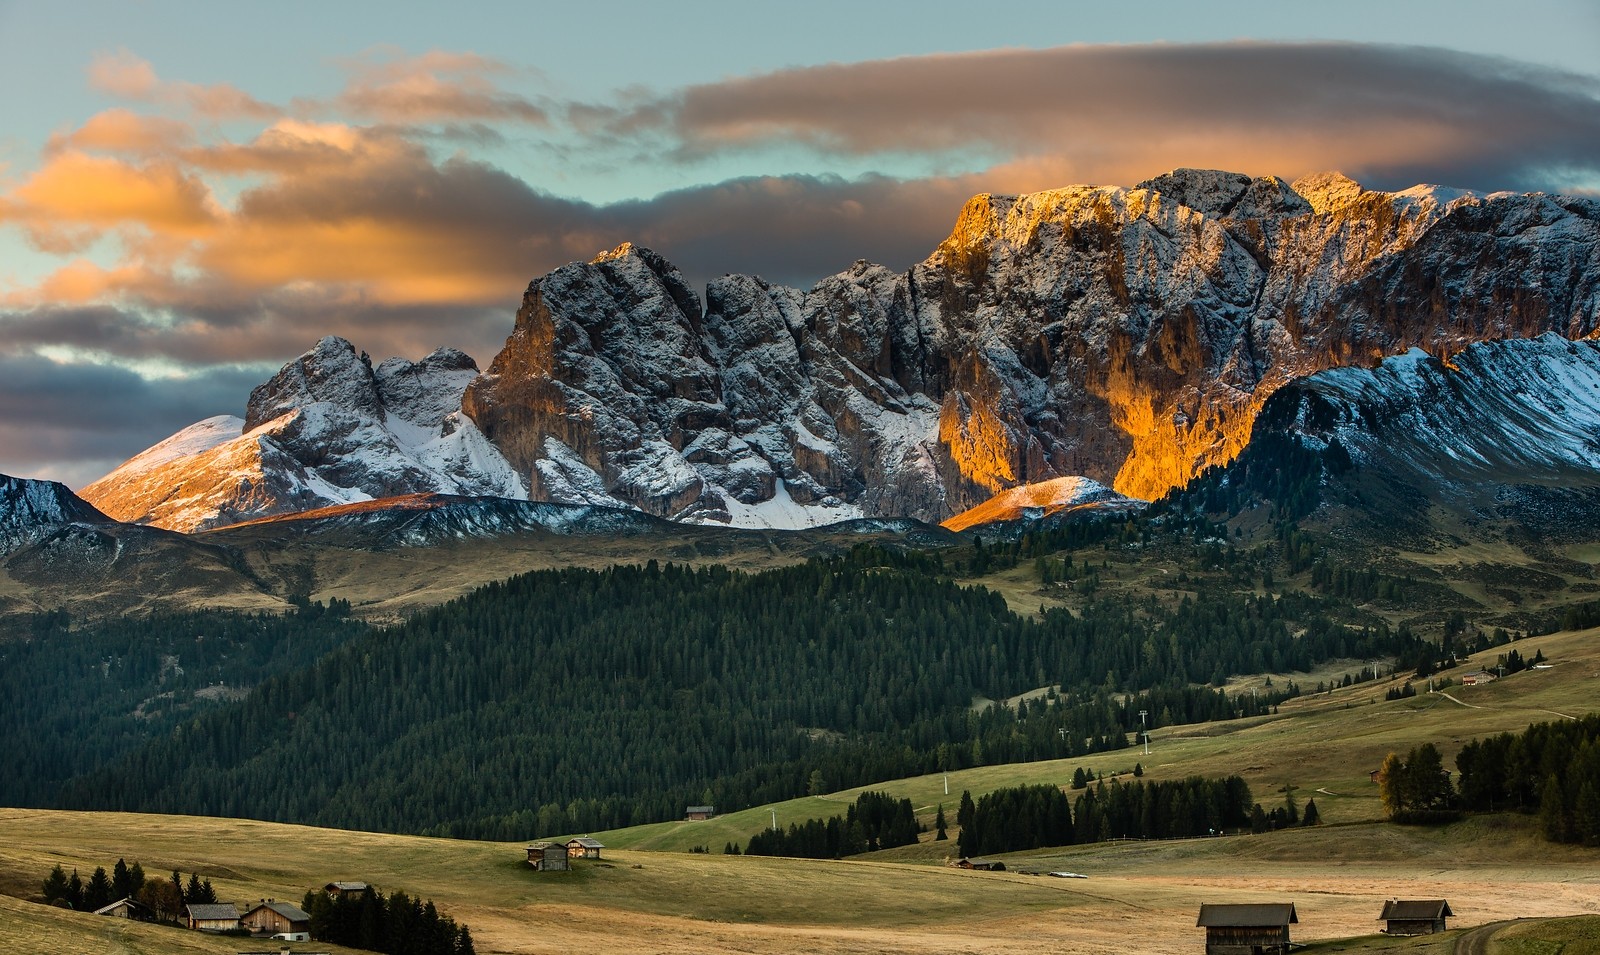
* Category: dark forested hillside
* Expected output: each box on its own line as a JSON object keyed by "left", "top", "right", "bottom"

{"left": 0, "top": 606, "right": 363, "bottom": 806}
{"left": 61, "top": 550, "right": 1416, "bottom": 838}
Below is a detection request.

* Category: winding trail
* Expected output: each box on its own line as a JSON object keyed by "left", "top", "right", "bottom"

{"left": 1453, "top": 919, "right": 1517, "bottom": 955}
{"left": 1435, "top": 690, "right": 1577, "bottom": 721}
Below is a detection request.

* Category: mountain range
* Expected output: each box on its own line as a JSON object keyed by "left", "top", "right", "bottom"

{"left": 64, "top": 167, "right": 1599, "bottom": 535}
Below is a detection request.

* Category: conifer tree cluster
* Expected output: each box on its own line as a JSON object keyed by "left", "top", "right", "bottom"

{"left": 301, "top": 886, "right": 474, "bottom": 955}
{"left": 38, "top": 859, "right": 203, "bottom": 923}
{"left": 1377, "top": 744, "right": 1459, "bottom": 823}
{"left": 956, "top": 775, "right": 1254, "bottom": 856}
{"left": 1456, "top": 714, "right": 1600, "bottom": 844}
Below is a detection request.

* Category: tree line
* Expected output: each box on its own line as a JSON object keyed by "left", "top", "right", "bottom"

{"left": 40, "top": 858, "right": 216, "bottom": 923}
{"left": 0, "top": 606, "right": 363, "bottom": 807}
{"left": 740, "top": 791, "right": 920, "bottom": 858}
{"left": 956, "top": 775, "right": 1257, "bottom": 856}
{"left": 57, "top": 551, "right": 1412, "bottom": 838}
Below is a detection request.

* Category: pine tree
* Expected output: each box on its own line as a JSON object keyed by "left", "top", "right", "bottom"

{"left": 935, "top": 804, "right": 948, "bottom": 841}
{"left": 1577, "top": 782, "right": 1600, "bottom": 847}
{"left": 85, "top": 866, "right": 112, "bottom": 910}
{"left": 1540, "top": 773, "right": 1572, "bottom": 842}
{"left": 112, "top": 858, "right": 132, "bottom": 901}
{"left": 66, "top": 869, "right": 84, "bottom": 910}
{"left": 41, "top": 865, "right": 68, "bottom": 905}
{"left": 1377, "top": 752, "right": 1407, "bottom": 818}
{"left": 1301, "top": 798, "right": 1320, "bottom": 826}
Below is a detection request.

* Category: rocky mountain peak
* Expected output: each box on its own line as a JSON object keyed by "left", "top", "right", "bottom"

{"left": 1290, "top": 171, "right": 1369, "bottom": 215}
{"left": 1, "top": 473, "right": 112, "bottom": 554}
{"left": 1135, "top": 168, "right": 1312, "bottom": 220}
{"left": 245, "top": 336, "right": 381, "bottom": 432}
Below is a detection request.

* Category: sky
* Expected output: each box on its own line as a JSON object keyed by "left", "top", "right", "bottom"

{"left": 2, "top": 0, "right": 1599, "bottom": 487}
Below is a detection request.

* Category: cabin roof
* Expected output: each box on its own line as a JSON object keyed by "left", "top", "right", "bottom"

{"left": 1196, "top": 903, "right": 1299, "bottom": 927}
{"left": 186, "top": 903, "right": 241, "bottom": 920}
{"left": 93, "top": 896, "right": 150, "bottom": 915}
{"left": 1379, "top": 899, "right": 1453, "bottom": 920}
{"left": 568, "top": 837, "right": 605, "bottom": 848}
{"left": 247, "top": 900, "right": 311, "bottom": 922}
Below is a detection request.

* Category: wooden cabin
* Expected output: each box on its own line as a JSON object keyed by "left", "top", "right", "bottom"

{"left": 185, "top": 902, "right": 242, "bottom": 933}
{"left": 527, "top": 842, "right": 569, "bottom": 871}
{"left": 1196, "top": 903, "right": 1298, "bottom": 955}
{"left": 242, "top": 900, "right": 312, "bottom": 938}
{"left": 1380, "top": 899, "right": 1453, "bottom": 935}
{"left": 93, "top": 897, "right": 152, "bottom": 921}
{"left": 323, "top": 881, "right": 372, "bottom": 900}
{"left": 954, "top": 858, "right": 1007, "bottom": 871}
{"left": 567, "top": 837, "right": 605, "bottom": 860}
{"left": 686, "top": 805, "right": 715, "bottom": 821}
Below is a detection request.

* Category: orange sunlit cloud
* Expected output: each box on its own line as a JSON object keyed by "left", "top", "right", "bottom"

{"left": 44, "top": 109, "right": 196, "bottom": 157}
{"left": 2, "top": 150, "right": 219, "bottom": 253}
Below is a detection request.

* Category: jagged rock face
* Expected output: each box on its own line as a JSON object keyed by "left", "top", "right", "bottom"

{"left": 463, "top": 170, "right": 1600, "bottom": 522}
{"left": 0, "top": 473, "right": 112, "bottom": 555}
{"left": 83, "top": 338, "right": 527, "bottom": 531}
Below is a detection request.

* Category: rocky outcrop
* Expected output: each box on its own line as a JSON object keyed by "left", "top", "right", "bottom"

{"left": 0, "top": 473, "right": 113, "bottom": 555}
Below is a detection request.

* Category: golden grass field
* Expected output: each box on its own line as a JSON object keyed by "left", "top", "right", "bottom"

{"left": 2, "top": 624, "right": 1596, "bottom": 954}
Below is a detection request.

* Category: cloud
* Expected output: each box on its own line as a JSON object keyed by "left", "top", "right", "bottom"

{"left": 608, "top": 42, "right": 1600, "bottom": 194}
{"left": 303, "top": 49, "right": 548, "bottom": 125}
{"left": 0, "top": 150, "right": 219, "bottom": 253}
{"left": 87, "top": 48, "right": 281, "bottom": 120}
{"left": 0, "top": 353, "right": 268, "bottom": 486}
{"left": 44, "top": 109, "right": 196, "bottom": 157}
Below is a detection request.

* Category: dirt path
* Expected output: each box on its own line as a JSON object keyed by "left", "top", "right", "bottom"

{"left": 1453, "top": 919, "right": 1517, "bottom": 955}
{"left": 1436, "top": 690, "right": 1578, "bottom": 721}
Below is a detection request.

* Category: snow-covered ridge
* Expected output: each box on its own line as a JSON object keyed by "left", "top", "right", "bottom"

{"left": 0, "top": 473, "right": 112, "bottom": 554}
{"left": 1266, "top": 333, "right": 1600, "bottom": 487}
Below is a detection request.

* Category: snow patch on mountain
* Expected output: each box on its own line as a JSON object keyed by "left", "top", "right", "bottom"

{"left": 1272, "top": 333, "right": 1600, "bottom": 488}
{"left": 1, "top": 473, "right": 113, "bottom": 555}
{"left": 82, "top": 338, "right": 528, "bottom": 531}
{"left": 942, "top": 476, "right": 1144, "bottom": 532}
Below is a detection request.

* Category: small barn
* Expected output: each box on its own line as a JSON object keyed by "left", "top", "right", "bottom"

{"left": 1380, "top": 899, "right": 1453, "bottom": 935}
{"left": 243, "top": 899, "right": 312, "bottom": 938}
{"left": 93, "top": 897, "right": 152, "bottom": 921}
{"left": 324, "top": 880, "right": 372, "bottom": 899}
{"left": 567, "top": 837, "right": 604, "bottom": 860}
{"left": 686, "top": 805, "right": 715, "bottom": 821}
{"left": 185, "top": 902, "right": 241, "bottom": 932}
{"left": 954, "top": 858, "right": 1007, "bottom": 871}
{"left": 1196, "top": 903, "right": 1298, "bottom": 955}
{"left": 527, "top": 842, "right": 569, "bottom": 871}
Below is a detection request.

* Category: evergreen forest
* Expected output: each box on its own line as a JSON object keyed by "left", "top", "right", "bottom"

{"left": 53, "top": 549, "right": 1419, "bottom": 838}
